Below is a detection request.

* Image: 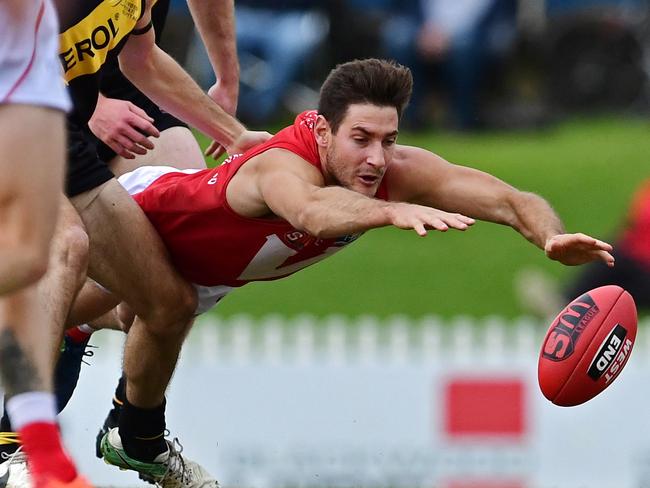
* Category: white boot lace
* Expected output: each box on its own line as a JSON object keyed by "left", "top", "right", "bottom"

{"left": 0, "top": 447, "right": 25, "bottom": 465}
{"left": 160, "top": 438, "right": 189, "bottom": 486}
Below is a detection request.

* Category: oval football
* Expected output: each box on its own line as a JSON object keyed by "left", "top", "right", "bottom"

{"left": 538, "top": 285, "right": 637, "bottom": 406}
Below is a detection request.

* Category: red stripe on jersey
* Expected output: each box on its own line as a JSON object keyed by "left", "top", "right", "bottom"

{"left": 2, "top": 1, "right": 46, "bottom": 103}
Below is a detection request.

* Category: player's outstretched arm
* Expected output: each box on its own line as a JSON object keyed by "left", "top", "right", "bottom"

{"left": 387, "top": 145, "right": 614, "bottom": 266}
{"left": 235, "top": 149, "right": 474, "bottom": 238}
{"left": 117, "top": 5, "right": 269, "bottom": 155}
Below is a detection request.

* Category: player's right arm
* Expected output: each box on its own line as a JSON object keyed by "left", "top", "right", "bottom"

{"left": 228, "top": 149, "right": 474, "bottom": 238}
{"left": 387, "top": 145, "right": 614, "bottom": 266}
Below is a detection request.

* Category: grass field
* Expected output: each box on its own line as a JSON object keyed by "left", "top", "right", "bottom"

{"left": 194, "top": 115, "right": 650, "bottom": 320}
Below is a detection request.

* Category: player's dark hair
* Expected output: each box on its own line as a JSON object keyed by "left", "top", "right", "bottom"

{"left": 318, "top": 58, "right": 413, "bottom": 133}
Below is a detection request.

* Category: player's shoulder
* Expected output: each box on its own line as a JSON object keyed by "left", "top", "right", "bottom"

{"left": 247, "top": 147, "right": 324, "bottom": 185}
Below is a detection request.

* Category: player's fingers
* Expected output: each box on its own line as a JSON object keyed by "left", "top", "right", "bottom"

{"left": 444, "top": 216, "right": 470, "bottom": 230}
{"left": 459, "top": 215, "right": 476, "bottom": 225}
{"left": 130, "top": 116, "right": 160, "bottom": 139}
{"left": 413, "top": 222, "right": 427, "bottom": 237}
{"left": 112, "top": 142, "right": 135, "bottom": 159}
{"left": 128, "top": 102, "right": 155, "bottom": 123}
{"left": 122, "top": 126, "right": 155, "bottom": 150}
{"left": 598, "top": 250, "right": 615, "bottom": 267}
{"left": 114, "top": 134, "right": 148, "bottom": 156}
{"left": 428, "top": 219, "right": 448, "bottom": 232}
{"left": 593, "top": 239, "right": 613, "bottom": 251}
{"left": 105, "top": 138, "right": 134, "bottom": 159}
{"left": 572, "top": 233, "right": 612, "bottom": 250}
{"left": 205, "top": 140, "right": 224, "bottom": 158}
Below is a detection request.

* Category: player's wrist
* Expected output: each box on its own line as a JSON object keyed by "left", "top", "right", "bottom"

{"left": 217, "top": 120, "right": 247, "bottom": 154}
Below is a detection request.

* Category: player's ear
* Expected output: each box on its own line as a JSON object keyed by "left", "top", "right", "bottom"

{"left": 314, "top": 115, "right": 331, "bottom": 148}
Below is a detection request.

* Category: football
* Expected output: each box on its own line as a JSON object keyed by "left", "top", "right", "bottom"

{"left": 538, "top": 285, "right": 637, "bottom": 406}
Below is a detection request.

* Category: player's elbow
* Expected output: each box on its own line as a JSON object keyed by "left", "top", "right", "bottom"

{"left": 498, "top": 190, "right": 533, "bottom": 228}
{"left": 119, "top": 48, "right": 155, "bottom": 87}
{"left": 295, "top": 208, "right": 329, "bottom": 239}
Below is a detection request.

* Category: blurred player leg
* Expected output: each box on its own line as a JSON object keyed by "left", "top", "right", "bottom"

{"left": 0, "top": 1, "right": 89, "bottom": 486}
{"left": 0, "top": 82, "right": 87, "bottom": 488}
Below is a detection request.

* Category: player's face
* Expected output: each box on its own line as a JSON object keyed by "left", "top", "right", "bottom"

{"left": 324, "top": 103, "right": 399, "bottom": 197}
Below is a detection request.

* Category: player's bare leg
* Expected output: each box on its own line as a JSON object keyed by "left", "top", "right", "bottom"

{"left": 109, "top": 126, "right": 206, "bottom": 177}
{"left": 38, "top": 200, "right": 89, "bottom": 369}
{"left": 70, "top": 178, "right": 197, "bottom": 461}
{"left": 0, "top": 104, "right": 84, "bottom": 487}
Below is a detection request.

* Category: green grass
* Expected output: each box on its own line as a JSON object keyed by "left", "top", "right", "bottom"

{"left": 194, "top": 116, "right": 650, "bottom": 319}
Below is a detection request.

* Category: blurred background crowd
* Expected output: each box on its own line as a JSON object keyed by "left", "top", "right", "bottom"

{"left": 161, "top": 0, "right": 650, "bottom": 132}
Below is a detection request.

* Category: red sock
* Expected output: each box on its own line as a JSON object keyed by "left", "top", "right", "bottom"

{"left": 19, "top": 422, "right": 77, "bottom": 484}
{"left": 65, "top": 326, "right": 92, "bottom": 345}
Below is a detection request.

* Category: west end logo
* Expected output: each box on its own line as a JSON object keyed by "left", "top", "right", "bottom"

{"left": 587, "top": 324, "right": 631, "bottom": 383}
{"left": 542, "top": 293, "right": 599, "bottom": 361}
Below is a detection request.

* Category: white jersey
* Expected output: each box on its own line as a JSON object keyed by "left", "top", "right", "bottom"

{"left": 0, "top": 0, "right": 70, "bottom": 110}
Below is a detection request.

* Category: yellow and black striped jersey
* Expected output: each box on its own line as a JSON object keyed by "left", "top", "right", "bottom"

{"left": 54, "top": 0, "right": 147, "bottom": 123}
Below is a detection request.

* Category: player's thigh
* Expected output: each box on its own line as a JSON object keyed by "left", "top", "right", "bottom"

{"left": 0, "top": 105, "right": 66, "bottom": 244}
{"left": 70, "top": 178, "right": 196, "bottom": 322}
{"left": 108, "top": 126, "right": 205, "bottom": 177}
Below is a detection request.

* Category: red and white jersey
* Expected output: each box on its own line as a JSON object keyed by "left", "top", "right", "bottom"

{"left": 133, "top": 111, "right": 390, "bottom": 288}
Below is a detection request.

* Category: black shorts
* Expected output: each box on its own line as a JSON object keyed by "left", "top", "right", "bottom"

{"left": 66, "top": 119, "right": 114, "bottom": 197}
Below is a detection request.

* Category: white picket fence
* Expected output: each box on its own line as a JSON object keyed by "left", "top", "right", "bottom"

{"left": 62, "top": 314, "right": 650, "bottom": 488}
{"left": 95, "top": 313, "right": 650, "bottom": 365}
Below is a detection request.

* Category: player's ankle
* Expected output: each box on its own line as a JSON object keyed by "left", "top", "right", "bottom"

{"left": 0, "top": 430, "right": 20, "bottom": 458}
{"left": 20, "top": 422, "right": 77, "bottom": 482}
{"left": 118, "top": 398, "right": 167, "bottom": 462}
{"left": 112, "top": 375, "right": 126, "bottom": 409}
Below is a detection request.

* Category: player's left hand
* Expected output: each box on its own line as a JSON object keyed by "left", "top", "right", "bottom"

{"left": 545, "top": 233, "right": 615, "bottom": 267}
{"left": 204, "top": 80, "right": 239, "bottom": 158}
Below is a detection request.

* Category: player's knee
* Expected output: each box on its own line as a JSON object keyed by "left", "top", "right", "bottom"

{"left": 142, "top": 284, "right": 197, "bottom": 335}
{"left": 56, "top": 224, "right": 90, "bottom": 279}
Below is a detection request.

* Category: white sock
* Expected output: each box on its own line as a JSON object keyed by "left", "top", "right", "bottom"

{"left": 5, "top": 392, "right": 56, "bottom": 430}
{"left": 77, "top": 324, "right": 95, "bottom": 334}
